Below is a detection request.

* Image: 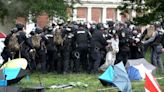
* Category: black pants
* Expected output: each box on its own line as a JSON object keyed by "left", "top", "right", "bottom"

{"left": 88, "top": 48, "right": 101, "bottom": 74}
{"left": 36, "top": 49, "right": 47, "bottom": 73}
{"left": 115, "top": 51, "right": 129, "bottom": 66}
{"left": 1, "top": 47, "right": 12, "bottom": 64}
{"left": 74, "top": 46, "right": 88, "bottom": 72}
{"left": 46, "top": 50, "right": 56, "bottom": 72}
{"left": 63, "top": 50, "right": 72, "bottom": 73}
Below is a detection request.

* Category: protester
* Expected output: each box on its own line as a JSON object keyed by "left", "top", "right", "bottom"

{"left": 143, "top": 23, "right": 164, "bottom": 71}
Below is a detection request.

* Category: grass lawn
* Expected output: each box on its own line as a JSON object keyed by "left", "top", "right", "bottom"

{"left": 14, "top": 49, "right": 164, "bottom": 92}
{"left": 16, "top": 72, "right": 164, "bottom": 92}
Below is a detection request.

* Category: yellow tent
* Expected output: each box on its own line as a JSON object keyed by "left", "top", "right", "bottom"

{"left": 1, "top": 58, "right": 28, "bottom": 69}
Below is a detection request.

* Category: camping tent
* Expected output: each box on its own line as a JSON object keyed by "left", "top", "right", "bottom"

{"left": 99, "top": 62, "right": 132, "bottom": 92}
{"left": 0, "top": 58, "right": 28, "bottom": 86}
{"left": 99, "top": 66, "right": 114, "bottom": 86}
{"left": 1, "top": 58, "right": 28, "bottom": 70}
{"left": 126, "top": 58, "right": 156, "bottom": 74}
{"left": 0, "top": 68, "right": 27, "bottom": 85}
{"left": 127, "top": 66, "right": 142, "bottom": 80}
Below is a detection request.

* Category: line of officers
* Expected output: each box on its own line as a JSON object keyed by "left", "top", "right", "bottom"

{"left": 1, "top": 21, "right": 164, "bottom": 74}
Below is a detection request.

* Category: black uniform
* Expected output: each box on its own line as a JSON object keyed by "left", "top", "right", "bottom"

{"left": 44, "top": 28, "right": 57, "bottom": 72}
{"left": 62, "top": 27, "right": 74, "bottom": 73}
{"left": 73, "top": 26, "right": 91, "bottom": 72}
{"left": 115, "top": 27, "right": 131, "bottom": 65}
{"left": 33, "top": 28, "right": 48, "bottom": 73}
{"left": 1, "top": 33, "right": 13, "bottom": 63}
{"left": 2, "top": 27, "right": 33, "bottom": 69}
{"left": 89, "top": 29, "right": 108, "bottom": 73}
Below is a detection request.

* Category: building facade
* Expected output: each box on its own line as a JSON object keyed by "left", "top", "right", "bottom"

{"left": 72, "top": 0, "right": 135, "bottom": 23}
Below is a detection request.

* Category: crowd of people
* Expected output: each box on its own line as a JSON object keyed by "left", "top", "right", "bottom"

{"left": 1, "top": 20, "right": 164, "bottom": 74}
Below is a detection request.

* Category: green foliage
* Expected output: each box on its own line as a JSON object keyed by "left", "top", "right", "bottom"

{"left": 0, "top": 0, "right": 68, "bottom": 22}
{"left": 118, "top": 0, "right": 164, "bottom": 25}
{"left": 0, "top": 0, "right": 8, "bottom": 23}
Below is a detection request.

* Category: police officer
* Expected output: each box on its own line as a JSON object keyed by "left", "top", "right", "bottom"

{"left": 3, "top": 24, "right": 33, "bottom": 69}
{"left": 129, "top": 27, "right": 144, "bottom": 59}
{"left": 33, "top": 27, "right": 48, "bottom": 73}
{"left": 44, "top": 26, "right": 57, "bottom": 72}
{"left": 62, "top": 24, "right": 74, "bottom": 73}
{"left": 115, "top": 23, "right": 131, "bottom": 65}
{"left": 89, "top": 24, "right": 108, "bottom": 74}
{"left": 53, "top": 28, "right": 63, "bottom": 73}
{"left": 73, "top": 23, "right": 91, "bottom": 72}
{"left": 1, "top": 28, "right": 18, "bottom": 64}
{"left": 143, "top": 23, "right": 164, "bottom": 71}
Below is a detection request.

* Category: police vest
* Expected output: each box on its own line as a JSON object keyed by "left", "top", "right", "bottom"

{"left": 75, "top": 30, "right": 88, "bottom": 44}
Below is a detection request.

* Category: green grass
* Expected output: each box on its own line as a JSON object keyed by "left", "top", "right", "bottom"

{"left": 14, "top": 49, "right": 164, "bottom": 92}
{"left": 15, "top": 72, "right": 164, "bottom": 92}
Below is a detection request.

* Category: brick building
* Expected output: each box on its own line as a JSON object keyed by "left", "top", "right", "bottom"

{"left": 71, "top": 0, "right": 136, "bottom": 23}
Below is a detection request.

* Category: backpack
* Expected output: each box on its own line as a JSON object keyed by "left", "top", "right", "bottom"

{"left": 54, "top": 29, "right": 63, "bottom": 46}
{"left": 31, "top": 34, "right": 42, "bottom": 49}
{"left": 8, "top": 33, "right": 20, "bottom": 51}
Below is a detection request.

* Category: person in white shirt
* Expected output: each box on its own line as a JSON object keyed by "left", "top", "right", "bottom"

{"left": 99, "top": 35, "right": 119, "bottom": 71}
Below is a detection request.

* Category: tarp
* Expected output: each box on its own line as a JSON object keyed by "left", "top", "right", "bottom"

{"left": 126, "top": 58, "right": 156, "bottom": 74}
{"left": 99, "top": 62, "right": 132, "bottom": 92}
{"left": 1, "top": 58, "right": 28, "bottom": 69}
{"left": 127, "top": 66, "right": 142, "bottom": 80}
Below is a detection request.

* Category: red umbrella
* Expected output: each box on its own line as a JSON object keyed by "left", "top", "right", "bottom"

{"left": 0, "top": 32, "right": 6, "bottom": 38}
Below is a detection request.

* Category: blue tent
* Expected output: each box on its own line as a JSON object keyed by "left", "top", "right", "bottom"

{"left": 113, "top": 62, "right": 132, "bottom": 92}
{"left": 99, "top": 62, "right": 132, "bottom": 92}
{"left": 0, "top": 68, "right": 27, "bottom": 86}
{"left": 99, "top": 66, "right": 114, "bottom": 86}
{"left": 3, "top": 68, "right": 21, "bottom": 80}
{"left": 0, "top": 68, "right": 20, "bottom": 86}
{"left": 127, "top": 66, "right": 142, "bottom": 81}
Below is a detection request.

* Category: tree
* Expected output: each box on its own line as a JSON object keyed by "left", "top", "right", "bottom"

{"left": 0, "top": 0, "right": 68, "bottom": 23}
{"left": 118, "top": 0, "right": 164, "bottom": 25}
